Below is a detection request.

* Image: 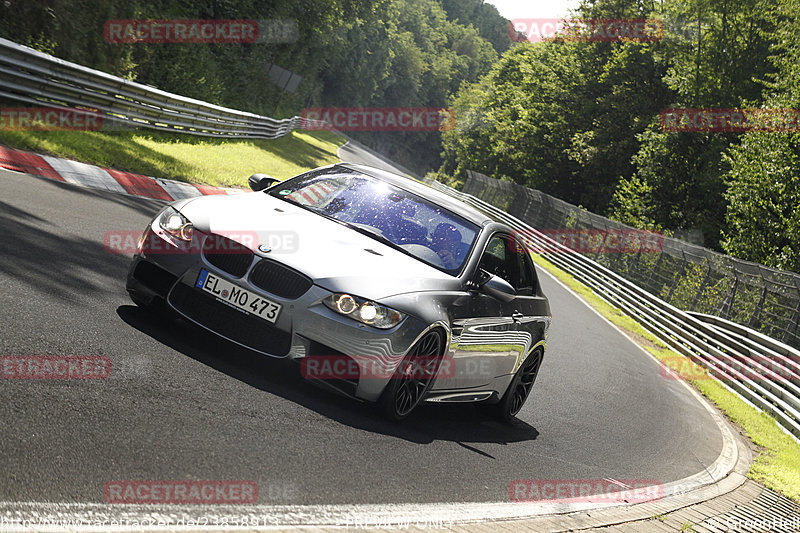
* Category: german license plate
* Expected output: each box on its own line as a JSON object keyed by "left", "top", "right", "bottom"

{"left": 195, "top": 269, "right": 281, "bottom": 323}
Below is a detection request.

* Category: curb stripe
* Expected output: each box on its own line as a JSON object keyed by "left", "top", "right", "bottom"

{"left": 0, "top": 146, "right": 63, "bottom": 181}
{"left": 155, "top": 178, "right": 203, "bottom": 200}
{"left": 104, "top": 168, "right": 173, "bottom": 201}
{"left": 221, "top": 187, "right": 247, "bottom": 195}
{"left": 0, "top": 145, "right": 248, "bottom": 200}
{"left": 41, "top": 155, "right": 128, "bottom": 195}
{"left": 194, "top": 184, "right": 227, "bottom": 196}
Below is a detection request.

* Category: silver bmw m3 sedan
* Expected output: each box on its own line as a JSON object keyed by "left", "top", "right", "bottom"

{"left": 126, "top": 163, "right": 551, "bottom": 421}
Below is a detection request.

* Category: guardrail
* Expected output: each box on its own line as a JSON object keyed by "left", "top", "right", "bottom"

{"left": 460, "top": 171, "right": 800, "bottom": 351}
{"left": 0, "top": 37, "right": 303, "bottom": 139}
{"left": 423, "top": 177, "right": 800, "bottom": 439}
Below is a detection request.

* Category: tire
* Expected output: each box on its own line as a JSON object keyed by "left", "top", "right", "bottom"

{"left": 378, "top": 329, "right": 444, "bottom": 422}
{"left": 492, "top": 347, "right": 544, "bottom": 423}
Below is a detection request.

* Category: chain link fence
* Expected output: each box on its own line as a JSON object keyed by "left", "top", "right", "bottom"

{"left": 461, "top": 170, "right": 800, "bottom": 350}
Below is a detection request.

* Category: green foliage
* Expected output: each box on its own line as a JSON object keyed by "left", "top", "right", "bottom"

{"left": 0, "top": 0, "right": 499, "bottom": 176}
{"left": 439, "top": 42, "right": 587, "bottom": 202}
{"left": 720, "top": 0, "right": 800, "bottom": 271}
{"left": 608, "top": 175, "right": 658, "bottom": 229}
{"left": 657, "top": 0, "right": 776, "bottom": 107}
{"left": 625, "top": 126, "right": 732, "bottom": 247}
{"left": 723, "top": 132, "right": 800, "bottom": 271}
{"left": 439, "top": 0, "right": 514, "bottom": 54}
{"left": 437, "top": 0, "right": 795, "bottom": 264}
{"left": 440, "top": 20, "right": 671, "bottom": 213}
{"left": 343, "top": 0, "right": 498, "bottom": 175}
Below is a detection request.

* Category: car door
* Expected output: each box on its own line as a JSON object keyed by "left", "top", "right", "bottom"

{"left": 503, "top": 234, "right": 550, "bottom": 375}
{"left": 437, "top": 233, "right": 531, "bottom": 391}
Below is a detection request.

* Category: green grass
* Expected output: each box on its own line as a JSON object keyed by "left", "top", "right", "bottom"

{"left": 531, "top": 254, "right": 800, "bottom": 503}
{"left": 0, "top": 129, "right": 346, "bottom": 187}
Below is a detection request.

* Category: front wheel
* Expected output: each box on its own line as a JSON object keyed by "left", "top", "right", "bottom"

{"left": 492, "top": 347, "right": 544, "bottom": 422}
{"left": 378, "top": 329, "right": 444, "bottom": 422}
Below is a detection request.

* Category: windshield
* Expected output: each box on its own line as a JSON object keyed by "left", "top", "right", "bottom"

{"left": 270, "top": 168, "right": 479, "bottom": 273}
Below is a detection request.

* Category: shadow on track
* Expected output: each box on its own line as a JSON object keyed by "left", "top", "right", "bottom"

{"left": 117, "top": 304, "right": 540, "bottom": 448}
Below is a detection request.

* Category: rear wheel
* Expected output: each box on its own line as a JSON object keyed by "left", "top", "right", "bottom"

{"left": 378, "top": 329, "right": 444, "bottom": 422}
{"left": 492, "top": 348, "right": 543, "bottom": 422}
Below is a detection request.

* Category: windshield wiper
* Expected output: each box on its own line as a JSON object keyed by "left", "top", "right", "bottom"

{"left": 340, "top": 222, "right": 404, "bottom": 252}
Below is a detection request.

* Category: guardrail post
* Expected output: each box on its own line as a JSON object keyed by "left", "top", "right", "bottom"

{"left": 748, "top": 284, "right": 769, "bottom": 330}
{"left": 642, "top": 251, "right": 665, "bottom": 294}
{"left": 720, "top": 274, "right": 738, "bottom": 320}
{"left": 690, "top": 261, "right": 713, "bottom": 312}
{"left": 689, "top": 259, "right": 711, "bottom": 311}
{"left": 785, "top": 287, "right": 800, "bottom": 345}
{"left": 665, "top": 250, "right": 688, "bottom": 303}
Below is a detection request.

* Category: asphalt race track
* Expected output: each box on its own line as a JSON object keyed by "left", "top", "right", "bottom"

{"left": 0, "top": 168, "right": 723, "bottom": 507}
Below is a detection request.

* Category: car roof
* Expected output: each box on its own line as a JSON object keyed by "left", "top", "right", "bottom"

{"left": 337, "top": 163, "right": 494, "bottom": 226}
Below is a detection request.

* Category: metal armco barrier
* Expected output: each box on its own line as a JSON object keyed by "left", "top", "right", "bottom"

{"left": 422, "top": 176, "right": 800, "bottom": 438}
{"left": 460, "top": 172, "right": 800, "bottom": 351}
{"left": 0, "top": 37, "right": 305, "bottom": 138}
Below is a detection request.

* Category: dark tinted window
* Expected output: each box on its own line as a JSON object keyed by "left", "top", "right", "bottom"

{"left": 479, "top": 234, "right": 536, "bottom": 294}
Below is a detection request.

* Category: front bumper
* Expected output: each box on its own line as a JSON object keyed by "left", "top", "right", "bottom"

{"left": 126, "top": 225, "right": 431, "bottom": 402}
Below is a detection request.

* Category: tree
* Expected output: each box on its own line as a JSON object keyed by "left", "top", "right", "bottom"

{"left": 721, "top": 0, "right": 800, "bottom": 271}
{"left": 439, "top": 42, "right": 588, "bottom": 203}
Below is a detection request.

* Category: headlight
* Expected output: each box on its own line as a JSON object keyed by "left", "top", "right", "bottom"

{"left": 157, "top": 206, "right": 194, "bottom": 242}
{"left": 323, "top": 293, "right": 405, "bottom": 329}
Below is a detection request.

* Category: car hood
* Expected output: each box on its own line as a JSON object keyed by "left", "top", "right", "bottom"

{"left": 177, "top": 192, "right": 461, "bottom": 300}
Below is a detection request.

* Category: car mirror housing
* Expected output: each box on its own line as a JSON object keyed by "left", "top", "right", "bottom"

{"left": 248, "top": 173, "right": 279, "bottom": 191}
{"left": 480, "top": 273, "right": 516, "bottom": 302}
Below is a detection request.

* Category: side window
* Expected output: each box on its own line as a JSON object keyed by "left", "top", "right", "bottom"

{"left": 479, "top": 235, "right": 510, "bottom": 282}
{"left": 478, "top": 234, "right": 534, "bottom": 294}
{"left": 514, "top": 242, "right": 537, "bottom": 296}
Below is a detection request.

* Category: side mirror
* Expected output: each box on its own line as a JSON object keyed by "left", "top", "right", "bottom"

{"left": 480, "top": 273, "right": 516, "bottom": 303}
{"left": 248, "top": 173, "right": 279, "bottom": 191}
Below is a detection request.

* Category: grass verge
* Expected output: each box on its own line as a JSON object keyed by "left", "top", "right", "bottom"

{"left": 0, "top": 129, "right": 346, "bottom": 187}
{"left": 531, "top": 254, "right": 800, "bottom": 503}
